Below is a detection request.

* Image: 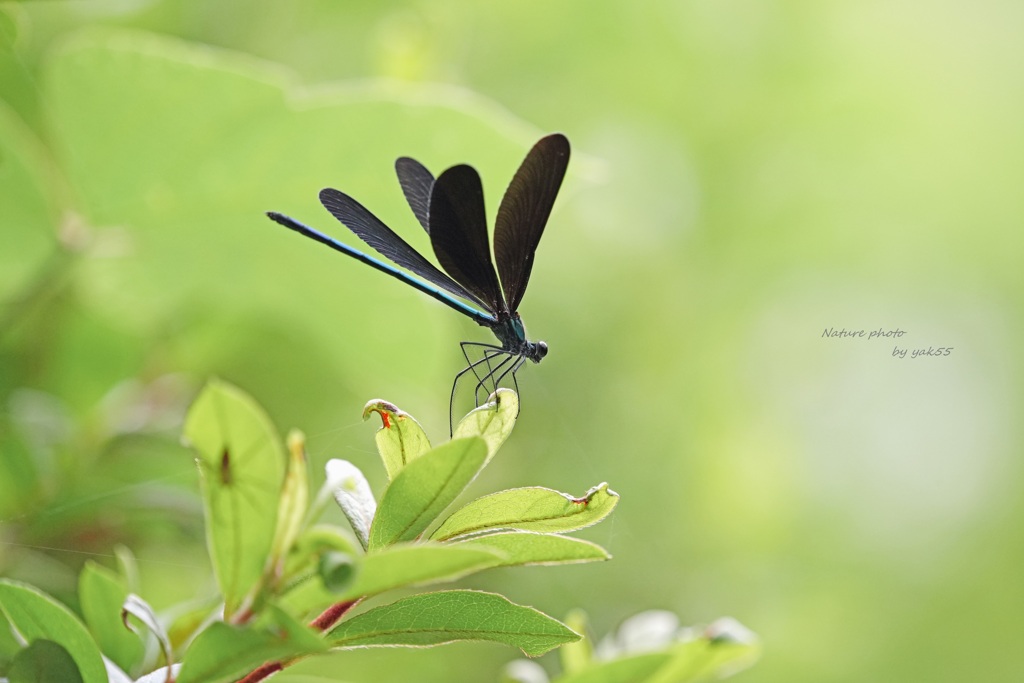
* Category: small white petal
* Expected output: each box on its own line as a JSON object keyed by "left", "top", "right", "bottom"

{"left": 615, "top": 610, "right": 680, "bottom": 653}
{"left": 704, "top": 616, "right": 758, "bottom": 645}
{"left": 133, "top": 664, "right": 182, "bottom": 683}
{"left": 325, "top": 459, "right": 376, "bottom": 550}
{"left": 502, "top": 659, "right": 549, "bottom": 683}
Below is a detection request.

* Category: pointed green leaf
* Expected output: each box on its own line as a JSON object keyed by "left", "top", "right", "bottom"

{"left": 176, "top": 624, "right": 280, "bottom": 683}
{"left": 0, "top": 580, "right": 107, "bottom": 683}
{"left": 432, "top": 483, "right": 619, "bottom": 541}
{"left": 0, "top": 609, "right": 19, "bottom": 664}
{"left": 182, "top": 379, "right": 286, "bottom": 619}
{"left": 369, "top": 437, "right": 488, "bottom": 549}
{"left": 176, "top": 607, "right": 326, "bottom": 683}
{"left": 453, "top": 389, "right": 518, "bottom": 463}
{"left": 269, "top": 430, "right": 310, "bottom": 567}
{"left": 77, "top": 562, "right": 144, "bottom": 673}
{"left": 364, "top": 399, "right": 431, "bottom": 479}
{"left": 8, "top": 639, "right": 84, "bottom": 683}
{"left": 455, "top": 532, "right": 609, "bottom": 567}
{"left": 166, "top": 599, "right": 220, "bottom": 654}
{"left": 113, "top": 545, "right": 140, "bottom": 595}
{"left": 328, "top": 590, "right": 579, "bottom": 657}
{"left": 560, "top": 609, "right": 593, "bottom": 674}
{"left": 336, "top": 543, "right": 502, "bottom": 600}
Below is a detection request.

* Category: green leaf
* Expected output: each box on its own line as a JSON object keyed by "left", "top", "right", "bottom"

{"left": 328, "top": 590, "right": 579, "bottom": 657}
{"left": 560, "top": 609, "right": 593, "bottom": 674}
{"left": 0, "top": 607, "right": 19, "bottom": 661}
{"left": 432, "top": 482, "right": 619, "bottom": 541}
{"left": 456, "top": 532, "right": 610, "bottom": 567}
{"left": 0, "top": 580, "right": 107, "bottom": 683}
{"left": 8, "top": 639, "right": 84, "bottom": 683}
{"left": 269, "top": 430, "right": 311, "bottom": 569}
{"left": 335, "top": 543, "right": 502, "bottom": 601}
{"left": 554, "top": 653, "right": 672, "bottom": 683}
{"left": 368, "top": 437, "right": 488, "bottom": 549}
{"left": 453, "top": 389, "right": 518, "bottom": 464}
{"left": 363, "top": 399, "right": 431, "bottom": 479}
{"left": 113, "top": 546, "right": 140, "bottom": 595}
{"left": 165, "top": 599, "right": 219, "bottom": 654}
{"left": 276, "top": 526, "right": 360, "bottom": 618}
{"left": 77, "top": 562, "right": 144, "bottom": 673}
{"left": 176, "top": 622, "right": 280, "bottom": 683}
{"left": 176, "top": 607, "right": 326, "bottom": 683}
{"left": 182, "top": 379, "right": 286, "bottom": 619}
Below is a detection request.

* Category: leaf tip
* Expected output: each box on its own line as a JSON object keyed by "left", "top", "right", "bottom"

{"left": 362, "top": 399, "right": 405, "bottom": 429}
{"left": 287, "top": 429, "right": 307, "bottom": 456}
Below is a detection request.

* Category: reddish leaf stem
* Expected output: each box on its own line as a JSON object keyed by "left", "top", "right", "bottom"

{"left": 311, "top": 598, "right": 361, "bottom": 631}
{"left": 237, "top": 662, "right": 283, "bottom": 683}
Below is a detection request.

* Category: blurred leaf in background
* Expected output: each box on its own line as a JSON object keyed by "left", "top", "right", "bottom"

{"left": 2, "top": 1, "right": 1023, "bottom": 682}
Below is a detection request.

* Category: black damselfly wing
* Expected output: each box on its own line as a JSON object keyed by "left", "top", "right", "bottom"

{"left": 395, "top": 157, "right": 434, "bottom": 234}
{"left": 494, "top": 134, "right": 570, "bottom": 312}
{"left": 318, "top": 187, "right": 490, "bottom": 311}
{"left": 428, "top": 164, "right": 507, "bottom": 316}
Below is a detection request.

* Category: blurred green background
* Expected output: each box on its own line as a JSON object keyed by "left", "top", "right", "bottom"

{"left": 2, "top": 1, "right": 1022, "bottom": 681}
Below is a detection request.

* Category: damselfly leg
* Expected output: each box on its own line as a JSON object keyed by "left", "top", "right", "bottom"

{"left": 449, "top": 341, "right": 523, "bottom": 434}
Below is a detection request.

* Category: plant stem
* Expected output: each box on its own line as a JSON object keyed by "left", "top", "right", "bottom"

{"left": 237, "top": 662, "right": 283, "bottom": 683}
{"left": 311, "top": 598, "right": 361, "bottom": 631}
{"left": 235, "top": 598, "right": 361, "bottom": 682}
